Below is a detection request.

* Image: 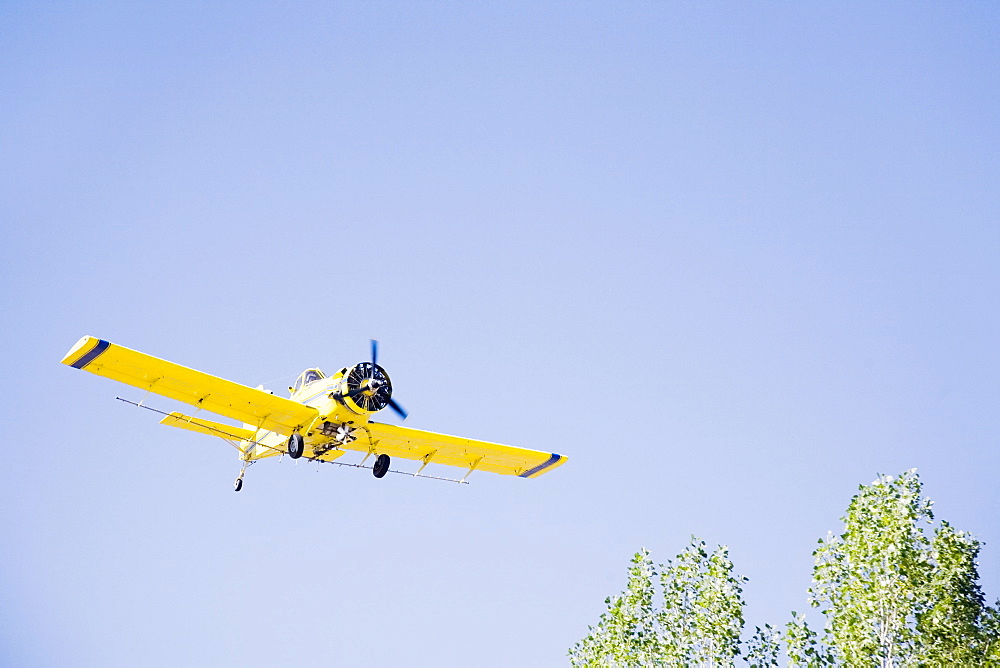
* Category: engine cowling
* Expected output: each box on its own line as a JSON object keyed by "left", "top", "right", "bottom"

{"left": 338, "top": 362, "right": 394, "bottom": 414}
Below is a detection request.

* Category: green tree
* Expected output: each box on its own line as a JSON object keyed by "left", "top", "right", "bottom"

{"left": 569, "top": 538, "right": 747, "bottom": 666}
{"left": 785, "top": 612, "right": 831, "bottom": 667}
{"left": 917, "top": 520, "right": 994, "bottom": 664}
{"left": 802, "top": 469, "right": 999, "bottom": 666}
{"left": 569, "top": 549, "right": 663, "bottom": 666}
{"left": 658, "top": 539, "right": 746, "bottom": 665}
{"left": 572, "top": 470, "right": 999, "bottom": 666}
{"left": 744, "top": 624, "right": 780, "bottom": 667}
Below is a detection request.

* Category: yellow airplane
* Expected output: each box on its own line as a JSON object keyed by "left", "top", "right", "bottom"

{"left": 61, "top": 336, "right": 566, "bottom": 490}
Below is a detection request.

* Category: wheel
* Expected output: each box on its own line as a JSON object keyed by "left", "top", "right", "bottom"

{"left": 373, "top": 454, "right": 390, "bottom": 478}
{"left": 287, "top": 433, "right": 304, "bottom": 459}
{"left": 234, "top": 478, "right": 243, "bottom": 492}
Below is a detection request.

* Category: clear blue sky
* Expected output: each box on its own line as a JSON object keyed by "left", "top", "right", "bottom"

{"left": 2, "top": 2, "right": 998, "bottom": 665}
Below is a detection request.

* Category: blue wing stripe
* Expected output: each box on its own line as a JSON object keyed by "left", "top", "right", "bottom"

{"left": 518, "top": 453, "right": 563, "bottom": 478}
{"left": 70, "top": 339, "right": 110, "bottom": 369}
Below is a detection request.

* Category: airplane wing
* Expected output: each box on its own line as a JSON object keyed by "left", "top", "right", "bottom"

{"left": 61, "top": 336, "right": 317, "bottom": 436}
{"left": 350, "top": 422, "right": 566, "bottom": 478}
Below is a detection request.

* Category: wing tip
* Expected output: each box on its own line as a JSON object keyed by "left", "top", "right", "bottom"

{"left": 61, "top": 335, "right": 110, "bottom": 369}
{"left": 519, "top": 453, "right": 567, "bottom": 478}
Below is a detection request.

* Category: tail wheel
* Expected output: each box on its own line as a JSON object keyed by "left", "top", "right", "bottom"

{"left": 234, "top": 478, "right": 243, "bottom": 492}
{"left": 373, "top": 454, "right": 390, "bottom": 478}
{"left": 287, "top": 433, "right": 304, "bottom": 459}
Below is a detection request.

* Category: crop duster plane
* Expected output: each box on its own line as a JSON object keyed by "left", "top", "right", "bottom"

{"left": 62, "top": 336, "right": 566, "bottom": 491}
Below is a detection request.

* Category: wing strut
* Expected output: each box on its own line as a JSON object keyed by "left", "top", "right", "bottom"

{"left": 460, "top": 457, "right": 483, "bottom": 484}
{"left": 414, "top": 450, "right": 437, "bottom": 476}
{"left": 137, "top": 377, "right": 163, "bottom": 407}
{"left": 359, "top": 425, "right": 380, "bottom": 465}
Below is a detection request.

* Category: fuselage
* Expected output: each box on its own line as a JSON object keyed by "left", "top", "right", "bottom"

{"left": 242, "top": 364, "right": 385, "bottom": 461}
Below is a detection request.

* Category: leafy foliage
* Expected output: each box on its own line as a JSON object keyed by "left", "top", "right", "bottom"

{"left": 569, "top": 549, "right": 662, "bottom": 666}
{"left": 658, "top": 538, "right": 746, "bottom": 665}
{"left": 805, "top": 469, "right": 999, "bottom": 666}
{"left": 784, "top": 612, "right": 832, "bottom": 667}
{"left": 569, "top": 539, "right": 747, "bottom": 666}
{"left": 571, "top": 470, "right": 999, "bottom": 667}
{"left": 745, "top": 624, "right": 780, "bottom": 667}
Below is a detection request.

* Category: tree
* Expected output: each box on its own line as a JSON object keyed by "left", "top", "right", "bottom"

{"left": 569, "top": 538, "right": 747, "bottom": 666}
{"left": 802, "top": 469, "right": 999, "bottom": 666}
{"left": 744, "top": 624, "right": 780, "bottom": 667}
{"left": 657, "top": 539, "right": 746, "bottom": 665}
{"left": 918, "top": 520, "right": 994, "bottom": 664}
{"left": 572, "top": 469, "right": 999, "bottom": 666}
{"left": 568, "top": 549, "right": 662, "bottom": 666}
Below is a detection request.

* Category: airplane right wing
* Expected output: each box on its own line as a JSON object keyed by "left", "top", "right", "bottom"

{"left": 62, "top": 336, "right": 318, "bottom": 436}
{"left": 348, "top": 421, "right": 566, "bottom": 478}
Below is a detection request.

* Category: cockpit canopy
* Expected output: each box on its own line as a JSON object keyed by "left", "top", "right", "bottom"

{"left": 292, "top": 368, "right": 325, "bottom": 393}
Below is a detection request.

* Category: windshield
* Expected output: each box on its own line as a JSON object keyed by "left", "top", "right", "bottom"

{"left": 293, "top": 368, "right": 325, "bottom": 392}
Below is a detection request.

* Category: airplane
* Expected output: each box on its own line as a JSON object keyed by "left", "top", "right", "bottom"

{"left": 61, "top": 336, "right": 567, "bottom": 491}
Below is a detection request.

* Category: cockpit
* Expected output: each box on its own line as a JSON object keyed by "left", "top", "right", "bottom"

{"left": 292, "top": 368, "right": 325, "bottom": 393}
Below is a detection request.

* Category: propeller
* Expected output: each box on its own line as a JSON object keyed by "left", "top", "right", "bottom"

{"left": 386, "top": 396, "right": 408, "bottom": 420}
{"left": 370, "top": 339, "right": 408, "bottom": 419}
{"left": 328, "top": 340, "right": 408, "bottom": 419}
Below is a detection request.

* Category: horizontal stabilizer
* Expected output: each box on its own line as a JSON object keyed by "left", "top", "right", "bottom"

{"left": 160, "top": 412, "right": 256, "bottom": 442}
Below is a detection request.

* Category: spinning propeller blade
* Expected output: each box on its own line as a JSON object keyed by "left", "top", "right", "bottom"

{"left": 387, "top": 397, "right": 408, "bottom": 420}
{"left": 368, "top": 339, "right": 407, "bottom": 419}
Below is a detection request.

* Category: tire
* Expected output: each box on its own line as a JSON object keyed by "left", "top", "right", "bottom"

{"left": 287, "top": 433, "right": 304, "bottom": 459}
{"left": 373, "top": 454, "right": 390, "bottom": 478}
{"left": 234, "top": 478, "right": 243, "bottom": 492}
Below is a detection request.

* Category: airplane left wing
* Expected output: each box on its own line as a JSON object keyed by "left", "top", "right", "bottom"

{"left": 348, "top": 421, "right": 566, "bottom": 479}
{"left": 61, "top": 336, "right": 317, "bottom": 436}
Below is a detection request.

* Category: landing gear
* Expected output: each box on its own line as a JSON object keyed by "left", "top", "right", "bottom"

{"left": 234, "top": 460, "right": 249, "bottom": 492}
{"left": 287, "top": 433, "right": 304, "bottom": 459}
{"left": 373, "top": 454, "right": 390, "bottom": 478}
